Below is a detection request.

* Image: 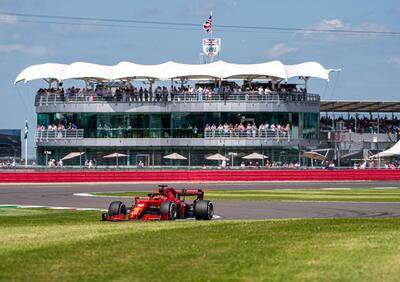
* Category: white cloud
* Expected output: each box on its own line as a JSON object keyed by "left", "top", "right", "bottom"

{"left": 298, "top": 19, "right": 391, "bottom": 43}
{"left": 265, "top": 43, "right": 297, "bottom": 59}
{"left": 0, "top": 13, "right": 17, "bottom": 24}
{"left": 180, "top": 0, "right": 232, "bottom": 18}
{"left": 387, "top": 56, "right": 400, "bottom": 67}
{"left": 321, "top": 19, "right": 345, "bottom": 29}
{"left": 0, "top": 44, "right": 50, "bottom": 56}
{"left": 49, "top": 20, "right": 105, "bottom": 36}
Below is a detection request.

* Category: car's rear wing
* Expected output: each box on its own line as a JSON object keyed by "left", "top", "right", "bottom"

{"left": 176, "top": 189, "right": 204, "bottom": 200}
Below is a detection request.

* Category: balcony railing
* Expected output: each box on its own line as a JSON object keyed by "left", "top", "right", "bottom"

{"left": 35, "top": 128, "right": 294, "bottom": 142}
{"left": 204, "top": 129, "right": 292, "bottom": 141}
{"left": 35, "top": 91, "right": 320, "bottom": 106}
{"left": 35, "top": 129, "right": 84, "bottom": 141}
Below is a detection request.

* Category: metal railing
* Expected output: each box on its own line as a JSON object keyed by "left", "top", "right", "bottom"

{"left": 35, "top": 128, "right": 296, "bottom": 142}
{"left": 204, "top": 129, "right": 292, "bottom": 141}
{"left": 91, "top": 128, "right": 201, "bottom": 138}
{"left": 35, "top": 91, "right": 320, "bottom": 106}
{"left": 35, "top": 129, "right": 84, "bottom": 141}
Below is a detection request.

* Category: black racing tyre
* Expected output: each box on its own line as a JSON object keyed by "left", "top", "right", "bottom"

{"left": 160, "top": 202, "right": 177, "bottom": 220}
{"left": 108, "top": 201, "right": 127, "bottom": 216}
{"left": 194, "top": 200, "right": 214, "bottom": 220}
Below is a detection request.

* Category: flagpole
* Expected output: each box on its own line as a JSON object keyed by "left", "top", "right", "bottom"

{"left": 210, "top": 11, "right": 213, "bottom": 37}
{"left": 210, "top": 11, "right": 213, "bottom": 63}
{"left": 24, "top": 119, "right": 28, "bottom": 168}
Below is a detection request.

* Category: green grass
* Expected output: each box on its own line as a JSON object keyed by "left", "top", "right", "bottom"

{"left": 95, "top": 187, "right": 400, "bottom": 202}
{"left": 1, "top": 208, "right": 400, "bottom": 281}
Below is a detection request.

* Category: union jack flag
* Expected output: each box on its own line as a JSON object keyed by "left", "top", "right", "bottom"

{"left": 203, "top": 15, "right": 212, "bottom": 33}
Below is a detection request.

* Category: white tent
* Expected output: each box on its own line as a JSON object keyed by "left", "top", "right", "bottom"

{"left": 103, "top": 152, "right": 128, "bottom": 166}
{"left": 103, "top": 152, "right": 128, "bottom": 158}
{"left": 372, "top": 140, "right": 400, "bottom": 158}
{"left": 61, "top": 152, "right": 85, "bottom": 161}
{"left": 15, "top": 60, "right": 339, "bottom": 83}
{"left": 242, "top": 153, "right": 268, "bottom": 160}
{"left": 163, "top": 153, "right": 187, "bottom": 160}
{"left": 302, "top": 151, "right": 327, "bottom": 161}
{"left": 206, "top": 153, "right": 229, "bottom": 161}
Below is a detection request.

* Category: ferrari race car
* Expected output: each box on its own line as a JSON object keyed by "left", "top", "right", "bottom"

{"left": 102, "top": 185, "right": 214, "bottom": 221}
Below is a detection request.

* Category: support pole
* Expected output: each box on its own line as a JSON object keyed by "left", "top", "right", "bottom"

{"left": 188, "top": 146, "right": 191, "bottom": 169}
{"left": 377, "top": 112, "right": 380, "bottom": 134}
{"left": 25, "top": 138, "right": 27, "bottom": 167}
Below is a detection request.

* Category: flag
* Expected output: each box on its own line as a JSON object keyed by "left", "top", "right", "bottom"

{"left": 24, "top": 120, "right": 29, "bottom": 140}
{"left": 203, "top": 15, "right": 212, "bottom": 34}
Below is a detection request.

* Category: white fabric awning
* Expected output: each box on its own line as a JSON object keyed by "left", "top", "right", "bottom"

{"left": 15, "top": 63, "right": 68, "bottom": 84}
{"left": 242, "top": 153, "right": 269, "bottom": 160}
{"left": 163, "top": 153, "right": 187, "bottom": 160}
{"left": 302, "top": 151, "right": 327, "bottom": 161}
{"left": 61, "top": 152, "right": 84, "bottom": 161}
{"left": 61, "top": 62, "right": 114, "bottom": 81}
{"left": 371, "top": 140, "right": 400, "bottom": 158}
{"left": 285, "top": 62, "right": 341, "bottom": 81}
{"left": 15, "top": 60, "right": 339, "bottom": 83}
{"left": 206, "top": 153, "right": 229, "bottom": 161}
{"left": 103, "top": 152, "right": 128, "bottom": 158}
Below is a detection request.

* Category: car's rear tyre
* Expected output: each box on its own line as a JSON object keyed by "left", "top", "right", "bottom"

{"left": 108, "top": 201, "right": 127, "bottom": 216}
{"left": 160, "top": 202, "right": 177, "bottom": 220}
{"left": 194, "top": 200, "right": 214, "bottom": 220}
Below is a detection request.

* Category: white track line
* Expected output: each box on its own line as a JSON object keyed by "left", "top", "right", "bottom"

{"left": 0, "top": 204, "right": 106, "bottom": 211}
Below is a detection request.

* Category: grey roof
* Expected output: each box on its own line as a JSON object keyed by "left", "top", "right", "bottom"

{"left": 320, "top": 100, "right": 400, "bottom": 113}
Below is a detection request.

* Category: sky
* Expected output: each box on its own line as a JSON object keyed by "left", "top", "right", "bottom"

{"left": 0, "top": 0, "right": 399, "bottom": 155}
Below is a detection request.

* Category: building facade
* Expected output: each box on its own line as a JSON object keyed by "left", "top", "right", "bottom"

{"left": 16, "top": 60, "right": 335, "bottom": 167}
{"left": 0, "top": 129, "right": 21, "bottom": 162}
{"left": 34, "top": 91, "right": 320, "bottom": 166}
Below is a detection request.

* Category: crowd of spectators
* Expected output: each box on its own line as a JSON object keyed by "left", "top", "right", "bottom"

{"left": 204, "top": 122, "right": 291, "bottom": 138}
{"left": 239, "top": 160, "right": 301, "bottom": 168}
{"left": 37, "top": 122, "right": 78, "bottom": 132}
{"left": 353, "top": 160, "right": 400, "bottom": 169}
{"left": 36, "top": 83, "right": 310, "bottom": 104}
{"left": 320, "top": 115, "right": 400, "bottom": 135}
{"left": 36, "top": 121, "right": 80, "bottom": 139}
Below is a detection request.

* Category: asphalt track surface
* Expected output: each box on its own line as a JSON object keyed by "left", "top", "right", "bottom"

{"left": 1, "top": 181, "right": 400, "bottom": 219}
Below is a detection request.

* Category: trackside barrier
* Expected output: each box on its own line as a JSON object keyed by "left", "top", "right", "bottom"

{"left": 0, "top": 169, "right": 399, "bottom": 183}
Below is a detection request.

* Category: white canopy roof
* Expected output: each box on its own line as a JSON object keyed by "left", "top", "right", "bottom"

{"left": 15, "top": 60, "right": 339, "bottom": 84}
{"left": 61, "top": 62, "right": 114, "bottom": 81}
{"left": 15, "top": 63, "right": 68, "bottom": 84}
{"left": 372, "top": 140, "right": 400, "bottom": 158}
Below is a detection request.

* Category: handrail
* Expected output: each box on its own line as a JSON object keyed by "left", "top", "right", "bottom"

{"left": 35, "top": 91, "right": 320, "bottom": 106}
{"left": 35, "top": 128, "right": 294, "bottom": 141}
{"left": 204, "top": 129, "right": 291, "bottom": 141}
{"left": 35, "top": 129, "right": 84, "bottom": 141}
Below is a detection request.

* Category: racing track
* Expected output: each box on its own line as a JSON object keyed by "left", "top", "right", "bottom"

{"left": 1, "top": 181, "right": 400, "bottom": 219}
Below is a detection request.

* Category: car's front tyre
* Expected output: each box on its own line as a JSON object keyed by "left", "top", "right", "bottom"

{"left": 108, "top": 201, "right": 127, "bottom": 216}
{"left": 160, "top": 202, "right": 177, "bottom": 220}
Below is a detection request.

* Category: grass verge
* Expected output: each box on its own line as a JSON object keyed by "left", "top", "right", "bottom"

{"left": 1, "top": 208, "right": 400, "bottom": 281}
{"left": 94, "top": 187, "right": 400, "bottom": 202}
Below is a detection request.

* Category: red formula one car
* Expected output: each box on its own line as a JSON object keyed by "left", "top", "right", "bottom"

{"left": 102, "top": 185, "right": 214, "bottom": 221}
